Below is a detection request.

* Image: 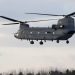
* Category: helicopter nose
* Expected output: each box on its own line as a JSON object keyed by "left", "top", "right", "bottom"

{"left": 14, "top": 33, "right": 19, "bottom": 38}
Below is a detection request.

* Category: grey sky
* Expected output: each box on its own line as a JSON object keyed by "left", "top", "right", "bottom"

{"left": 0, "top": 0, "right": 75, "bottom": 18}
{"left": 0, "top": 0, "right": 75, "bottom": 72}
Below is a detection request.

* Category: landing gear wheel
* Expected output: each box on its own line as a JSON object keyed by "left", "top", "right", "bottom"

{"left": 39, "top": 41, "right": 43, "bottom": 45}
{"left": 66, "top": 40, "right": 69, "bottom": 44}
{"left": 30, "top": 41, "right": 34, "bottom": 44}
{"left": 57, "top": 40, "right": 59, "bottom": 43}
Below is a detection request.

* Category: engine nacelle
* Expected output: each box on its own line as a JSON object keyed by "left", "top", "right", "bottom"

{"left": 52, "top": 24, "right": 64, "bottom": 30}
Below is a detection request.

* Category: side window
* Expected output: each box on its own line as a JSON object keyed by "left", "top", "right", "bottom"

{"left": 45, "top": 32, "right": 47, "bottom": 34}
{"left": 38, "top": 32, "right": 40, "bottom": 34}
{"left": 59, "top": 25, "right": 64, "bottom": 29}
{"left": 30, "top": 32, "right": 32, "bottom": 34}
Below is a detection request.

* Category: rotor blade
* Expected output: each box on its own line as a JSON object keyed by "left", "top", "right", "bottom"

{"left": 2, "top": 22, "right": 19, "bottom": 25}
{"left": 66, "top": 12, "right": 75, "bottom": 17}
{"left": 0, "top": 16, "right": 22, "bottom": 22}
{"left": 26, "top": 13, "right": 66, "bottom": 16}
{"left": 26, "top": 19, "right": 58, "bottom": 23}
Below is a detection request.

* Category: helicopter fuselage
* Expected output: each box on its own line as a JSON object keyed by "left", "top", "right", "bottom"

{"left": 14, "top": 17, "right": 75, "bottom": 43}
{"left": 14, "top": 27, "right": 74, "bottom": 41}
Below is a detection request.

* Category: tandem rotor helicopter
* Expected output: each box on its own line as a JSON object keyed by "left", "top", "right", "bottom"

{"left": 0, "top": 12, "right": 75, "bottom": 45}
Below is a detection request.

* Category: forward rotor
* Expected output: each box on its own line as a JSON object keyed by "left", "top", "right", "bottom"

{"left": 0, "top": 16, "right": 58, "bottom": 25}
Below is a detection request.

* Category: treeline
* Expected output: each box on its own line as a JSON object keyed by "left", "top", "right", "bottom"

{"left": 0, "top": 69, "right": 75, "bottom": 75}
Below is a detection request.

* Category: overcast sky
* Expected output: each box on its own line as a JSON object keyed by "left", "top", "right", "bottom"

{"left": 0, "top": 0, "right": 75, "bottom": 72}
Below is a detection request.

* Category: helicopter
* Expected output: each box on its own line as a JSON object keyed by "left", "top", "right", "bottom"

{"left": 0, "top": 12, "right": 75, "bottom": 45}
